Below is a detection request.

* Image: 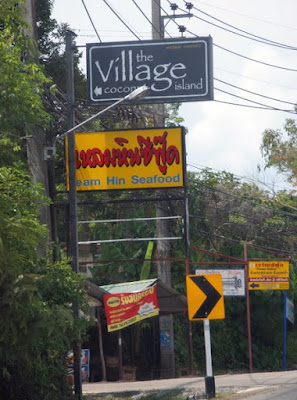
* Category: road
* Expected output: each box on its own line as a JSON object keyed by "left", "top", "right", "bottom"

{"left": 229, "top": 386, "right": 297, "bottom": 399}
{"left": 83, "top": 370, "right": 297, "bottom": 398}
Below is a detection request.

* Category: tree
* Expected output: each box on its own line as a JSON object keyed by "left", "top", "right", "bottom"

{"left": 0, "top": 3, "right": 90, "bottom": 398}
{"left": 0, "top": 152, "right": 90, "bottom": 399}
{"left": 0, "top": 1, "right": 50, "bottom": 135}
{"left": 261, "top": 116, "right": 297, "bottom": 186}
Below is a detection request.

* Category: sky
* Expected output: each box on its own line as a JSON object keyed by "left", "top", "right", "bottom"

{"left": 52, "top": 0, "right": 297, "bottom": 187}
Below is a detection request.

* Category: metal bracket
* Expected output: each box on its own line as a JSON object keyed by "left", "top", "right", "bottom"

{"left": 44, "top": 146, "right": 56, "bottom": 160}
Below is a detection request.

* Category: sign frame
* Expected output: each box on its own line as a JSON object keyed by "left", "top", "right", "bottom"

{"left": 87, "top": 37, "right": 213, "bottom": 105}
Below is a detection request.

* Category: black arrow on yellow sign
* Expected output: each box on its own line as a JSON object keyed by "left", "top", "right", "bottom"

{"left": 190, "top": 276, "right": 222, "bottom": 318}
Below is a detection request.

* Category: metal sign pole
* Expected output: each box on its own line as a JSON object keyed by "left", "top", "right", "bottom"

{"left": 204, "top": 320, "right": 215, "bottom": 398}
{"left": 283, "top": 290, "right": 287, "bottom": 371}
{"left": 66, "top": 30, "right": 82, "bottom": 400}
{"left": 244, "top": 242, "right": 253, "bottom": 372}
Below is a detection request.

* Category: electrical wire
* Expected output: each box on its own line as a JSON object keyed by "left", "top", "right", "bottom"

{"left": 191, "top": 0, "right": 297, "bottom": 33}
{"left": 188, "top": 198, "right": 297, "bottom": 233}
{"left": 213, "top": 99, "right": 290, "bottom": 112}
{"left": 80, "top": 0, "right": 102, "bottom": 42}
{"left": 189, "top": 197, "right": 297, "bottom": 232}
{"left": 190, "top": 221, "right": 297, "bottom": 252}
{"left": 214, "top": 43, "right": 297, "bottom": 72}
{"left": 214, "top": 78, "right": 296, "bottom": 106}
{"left": 154, "top": 0, "right": 186, "bottom": 37}
{"left": 191, "top": 227, "right": 296, "bottom": 256}
{"left": 184, "top": 2, "right": 297, "bottom": 50}
{"left": 214, "top": 87, "right": 296, "bottom": 114}
{"left": 187, "top": 176, "right": 297, "bottom": 219}
{"left": 187, "top": 161, "right": 289, "bottom": 193}
{"left": 160, "top": 7, "right": 297, "bottom": 72}
{"left": 214, "top": 67, "right": 297, "bottom": 92}
{"left": 102, "top": 0, "right": 141, "bottom": 40}
{"left": 180, "top": 22, "right": 297, "bottom": 73}
{"left": 131, "top": 0, "right": 160, "bottom": 35}
{"left": 189, "top": 208, "right": 297, "bottom": 235}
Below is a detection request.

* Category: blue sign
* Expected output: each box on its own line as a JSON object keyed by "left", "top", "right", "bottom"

{"left": 160, "top": 331, "right": 172, "bottom": 348}
{"left": 286, "top": 298, "right": 294, "bottom": 324}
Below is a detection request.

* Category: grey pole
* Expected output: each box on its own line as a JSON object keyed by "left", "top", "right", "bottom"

{"left": 152, "top": 0, "right": 176, "bottom": 380}
{"left": 66, "top": 30, "right": 82, "bottom": 400}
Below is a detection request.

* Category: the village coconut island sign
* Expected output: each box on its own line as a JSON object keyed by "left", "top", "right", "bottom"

{"left": 87, "top": 37, "right": 213, "bottom": 104}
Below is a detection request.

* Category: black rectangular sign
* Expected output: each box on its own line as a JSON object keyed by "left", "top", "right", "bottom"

{"left": 87, "top": 37, "right": 213, "bottom": 105}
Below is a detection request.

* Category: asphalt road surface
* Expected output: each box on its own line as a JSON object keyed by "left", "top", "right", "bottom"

{"left": 83, "top": 370, "right": 297, "bottom": 398}
{"left": 230, "top": 386, "right": 297, "bottom": 400}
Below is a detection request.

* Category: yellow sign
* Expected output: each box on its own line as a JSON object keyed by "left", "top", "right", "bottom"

{"left": 248, "top": 261, "right": 289, "bottom": 290}
{"left": 186, "top": 274, "right": 225, "bottom": 321}
{"left": 65, "top": 127, "right": 184, "bottom": 191}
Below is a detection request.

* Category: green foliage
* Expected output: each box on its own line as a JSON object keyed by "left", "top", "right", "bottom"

{"left": 0, "top": 158, "right": 90, "bottom": 399}
{"left": 261, "top": 117, "right": 297, "bottom": 185}
{"left": 0, "top": 1, "right": 51, "bottom": 134}
{"left": 165, "top": 103, "right": 185, "bottom": 127}
{"left": 140, "top": 241, "right": 154, "bottom": 280}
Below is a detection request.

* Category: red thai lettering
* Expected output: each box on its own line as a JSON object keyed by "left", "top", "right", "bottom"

{"left": 75, "top": 131, "right": 180, "bottom": 175}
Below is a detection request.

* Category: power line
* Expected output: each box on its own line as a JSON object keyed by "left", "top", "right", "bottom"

{"left": 156, "top": 0, "right": 188, "bottom": 37}
{"left": 167, "top": 20, "right": 297, "bottom": 73}
{"left": 102, "top": 0, "right": 141, "bottom": 40}
{"left": 184, "top": 2, "right": 297, "bottom": 50}
{"left": 80, "top": 0, "right": 102, "bottom": 42}
{"left": 215, "top": 78, "right": 296, "bottom": 106}
{"left": 214, "top": 87, "right": 296, "bottom": 114}
{"left": 214, "top": 43, "right": 297, "bottom": 72}
{"left": 131, "top": 0, "right": 160, "bottom": 35}
{"left": 187, "top": 161, "right": 288, "bottom": 192}
{"left": 213, "top": 99, "right": 291, "bottom": 112}
{"left": 192, "top": 227, "right": 296, "bottom": 256}
{"left": 187, "top": 176, "right": 297, "bottom": 219}
{"left": 190, "top": 218, "right": 297, "bottom": 252}
{"left": 215, "top": 67, "right": 297, "bottom": 92}
{"left": 191, "top": 0, "right": 297, "bottom": 32}
{"left": 189, "top": 198, "right": 297, "bottom": 232}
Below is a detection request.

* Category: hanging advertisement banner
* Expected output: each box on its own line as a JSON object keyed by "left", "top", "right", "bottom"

{"left": 65, "top": 127, "right": 185, "bottom": 191}
{"left": 86, "top": 37, "right": 213, "bottom": 105}
{"left": 248, "top": 261, "right": 289, "bottom": 290}
{"left": 104, "top": 285, "right": 159, "bottom": 332}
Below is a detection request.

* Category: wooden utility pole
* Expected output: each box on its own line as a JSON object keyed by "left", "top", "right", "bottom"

{"left": 152, "top": 0, "right": 175, "bottom": 379}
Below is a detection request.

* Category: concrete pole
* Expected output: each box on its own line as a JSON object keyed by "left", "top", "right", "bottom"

{"left": 152, "top": 0, "right": 175, "bottom": 379}
{"left": 66, "top": 30, "right": 82, "bottom": 399}
{"left": 244, "top": 242, "right": 253, "bottom": 372}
